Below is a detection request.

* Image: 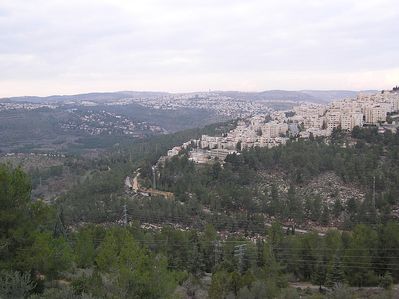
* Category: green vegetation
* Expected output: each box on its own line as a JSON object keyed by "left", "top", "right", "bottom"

{"left": 2, "top": 126, "right": 399, "bottom": 298}
{"left": 0, "top": 164, "right": 178, "bottom": 298}
{"left": 58, "top": 120, "right": 237, "bottom": 224}
{"left": 2, "top": 164, "right": 399, "bottom": 297}
{"left": 147, "top": 127, "right": 399, "bottom": 230}
{"left": 0, "top": 104, "right": 227, "bottom": 153}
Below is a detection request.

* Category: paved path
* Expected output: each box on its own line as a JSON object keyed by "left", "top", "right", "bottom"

{"left": 264, "top": 222, "right": 326, "bottom": 236}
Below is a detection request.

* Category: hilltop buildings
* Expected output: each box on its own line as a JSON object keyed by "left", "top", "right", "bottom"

{"left": 160, "top": 88, "right": 399, "bottom": 165}
{"left": 292, "top": 89, "right": 399, "bottom": 137}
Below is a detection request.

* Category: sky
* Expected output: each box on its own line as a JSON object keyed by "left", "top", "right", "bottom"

{"left": 0, "top": 0, "right": 398, "bottom": 97}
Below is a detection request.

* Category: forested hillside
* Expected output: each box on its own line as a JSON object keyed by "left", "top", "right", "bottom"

{"left": 143, "top": 127, "right": 399, "bottom": 232}
{"left": 1, "top": 164, "right": 399, "bottom": 298}
{"left": 57, "top": 120, "right": 237, "bottom": 224}
{"left": 1, "top": 126, "right": 399, "bottom": 298}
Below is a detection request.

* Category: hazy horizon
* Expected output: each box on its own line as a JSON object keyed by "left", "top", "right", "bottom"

{"left": 1, "top": 88, "right": 385, "bottom": 100}
{"left": 1, "top": 0, "right": 398, "bottom": 97}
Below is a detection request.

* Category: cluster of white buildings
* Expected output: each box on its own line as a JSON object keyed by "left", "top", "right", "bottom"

{"left": 159, "top": 89, "right": 399, "bottom": 165}
{"left": 163, "top": 117, "right": 291, "bottom": 165}
{"left": 0, "top": 102, "right": 57, "bottom": 111}
{"left": 161, "top": 139, "right": 235, "bottom": 165}
{"left": 201, "top": 118, "right": 289, "bottom": 151}
{"left": 128, "top": 92, "right": 272, "bottom": 118}
{"left": 166, "top": 141, "right": 193, "bottom": 157}
{"left": 291, "top": 90, "right": 399, "bottom": 138}
{"left": 198, "top": 89, "right": 399, "bottom": 152}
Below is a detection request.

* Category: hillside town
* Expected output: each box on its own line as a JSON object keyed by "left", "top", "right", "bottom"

{"left": 0, "top": 102, "right": 57, "bottom": 111}
{"left": 293, "top": 88, "right": 399, "bottom": 137}
{"left": 126, "top": 92, "right": 273, "bottom": 118}
{"left": 162, "top": 88, "right": 399, "bottom": 165}
{"left": 0, "top": 92, "right": 274, "bottom": 119}
{"left": 59, "top": 109, "right": 165, "bottom": 136}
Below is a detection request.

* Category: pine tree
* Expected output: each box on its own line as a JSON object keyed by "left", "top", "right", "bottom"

{"left": 270, "top": 184, "right": 281, "bottom": 216}
{"left": 53, "top": 208, "right": 67, "bottom": 238}
{"left": 188, "top": 237, "right": 204, "bottom": 275}
{"left": 325, "top": 255, "right": 345, "bottom": 288}
{"left": 0, "top": 271, "right": 36, "bottom": 299}
{"left": 311, "top": 259, "right": 326, "bottom": 291}
{"left": 287, "top": 185, "right": 303, "bottom": 223}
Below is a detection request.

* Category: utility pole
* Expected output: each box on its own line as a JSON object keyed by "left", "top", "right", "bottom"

{"left": 234, "top": 244, "right": 247, "bottom": 274}
{"left": 372, "top": 176, "right": 376, "bottom": 209}
{"left": 123, "top": 204, "right": 128, "bottom": 227}
{"left": 53, "top": 207, "right": 67, "bottom": 238}
{"left": 152, "top": 166, "right": 156, "bottom": 189}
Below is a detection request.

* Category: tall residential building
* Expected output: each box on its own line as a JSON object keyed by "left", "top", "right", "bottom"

{"left": 352, "top": 112, "right": 364, "bottom": 128}
{"left": 364, "top": 105, "right": 388, "bottom": 124}
{"left": 340, "top": 111, "right": 352, "bottom": 130}
{"left": 326, "top": 110, "right": 341, "bottom": 130}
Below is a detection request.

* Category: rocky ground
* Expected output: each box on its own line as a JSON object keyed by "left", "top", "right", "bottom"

{"left": 299, "top": 171, "right": 365, "bottom": 205}
{"left": 257, "top": 170, "right": 366, "bottom": 231}
{"left": 258, "top": 170, "right": 365, "bottom": 204}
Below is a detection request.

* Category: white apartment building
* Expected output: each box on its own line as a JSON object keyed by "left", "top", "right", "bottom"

{"left": 389, "top": 94, "right": 399, "bottom": 111}
{"left": 256, "top": 137, "right": 288, "bottom": 148}
{"left": 200, "top": 135, "right": 221, "bottom": 149}
{"left": 340, "top": 111, "right": 352, "bottom": 130}
{"left": 210, "top": 148, "right": 236, "bottom": 160}
{"left": 352, "top": 112, "right": 363, "bottom": 128}
{"left": 363, "top": 105, "right": 388, "bottom": 124}
{"left": 326, "top": 110, "right": 341, "bottom": 130}
{"left": 339, "top": 109, "right": 363, "bottom": 130}
{"left": 303, "top": 116, "right": 323, "bottom": 129}
{"left": 261, "top": 121, "right": 288, "bottom": 138}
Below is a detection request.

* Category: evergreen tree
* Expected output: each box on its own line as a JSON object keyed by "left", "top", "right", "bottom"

{"left": 325, "top": 255, "right": 345, "bottom": 288}
{"left": 0, "top": 271, "right": 36, "bottom": 299}
{"left": 311, "top": 259, "right": 326, "bottom": 290}
{"left": 344, "top": 225, "right": 378, "bottom": 286}
{"left": 287, "top": 185, "right": 303, "bottom": 223}
{"left": 209, "top": 270, "right": 232, "bottom": 299}
{"left": 379, "top": 272, "right": 393, "bottom": 290}
{"left": 74, "top": 229, "right": 96, "bottom": 268}
{"left": 269, "top": 184, "right": 281, "bottom": 216}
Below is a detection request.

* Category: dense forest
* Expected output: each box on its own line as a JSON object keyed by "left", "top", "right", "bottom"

{"left": 1, "top": 164, "right": 399, "bottom": 298}
{"left": 1, "top": 126, "right": 399, "bottom": 298}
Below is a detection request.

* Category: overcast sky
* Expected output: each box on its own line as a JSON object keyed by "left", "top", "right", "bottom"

{"left": 0, "top": 0, "right": 398, "bottom": 97}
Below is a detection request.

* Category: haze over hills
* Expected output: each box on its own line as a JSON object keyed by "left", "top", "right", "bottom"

{"left": 299, "top": 90, "right": 378, "bottom": 102}
{"left": 214, "top": 89, "right": 379, "bottom": 103}
{"left": 0, "top": 91, "right": 169, "bottom": 104}
{"left": 1, "top": 89, "right": 378, "bottom": 104}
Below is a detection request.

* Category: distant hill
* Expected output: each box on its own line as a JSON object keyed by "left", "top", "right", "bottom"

{"left": 214, "top": 90, "right": 379, "bottom": 104}
{"left": 0, "top": 91, "right": 169, "bottom": 103}
{"left": 214, "top": 90, "right": 316, "bottom": 103}
{"left": 299, "top": 90, "right": 378, "bottom": 102}
{"left": 1, "top": 89, "right": 379, "bottom": 104}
